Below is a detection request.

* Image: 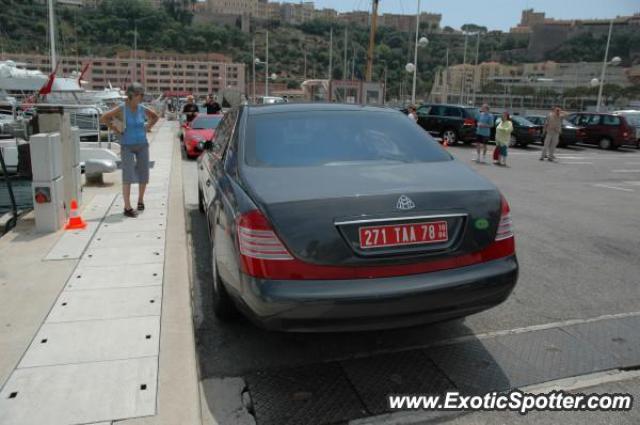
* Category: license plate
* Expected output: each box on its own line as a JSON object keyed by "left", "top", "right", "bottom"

{"left": 359, "top": 221, "right": 448, "bottom": 249}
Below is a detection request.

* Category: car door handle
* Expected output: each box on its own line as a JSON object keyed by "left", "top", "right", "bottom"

{"left": 206, "top": 179, "right": 211, "bottom": 187}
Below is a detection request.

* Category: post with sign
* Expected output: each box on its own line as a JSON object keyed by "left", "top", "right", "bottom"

{"left": 30, "top": 133, "right": 65, "bottom": 233}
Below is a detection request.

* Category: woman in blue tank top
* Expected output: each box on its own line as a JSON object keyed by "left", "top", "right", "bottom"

{"left": 100, "top": 83, "right": 159, "bottom": 217}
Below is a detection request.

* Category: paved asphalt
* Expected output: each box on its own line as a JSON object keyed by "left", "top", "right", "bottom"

{"left": 180, "top": 139, "right": 640, "bottom": 423}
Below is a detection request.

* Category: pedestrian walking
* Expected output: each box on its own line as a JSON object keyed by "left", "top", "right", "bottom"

{"left": 475, "top": 104, "right": 493, "bottom": 163}
{"left": 182, "top": 95, "right": 199, "bottom": 123}
{"left": 495, "top": 112, "right": 513, "bottom": 167}
{"left": 407, "top": 105, "right": 418, "bottom": 122}
{"left": 204, "top": 94, "right": 222, "bottom": 115}
{"left": 100, "top": 83, "right": 158, "bottom": 218}
{"left": 541, "top": 106, "right": 564, "bottom": 161}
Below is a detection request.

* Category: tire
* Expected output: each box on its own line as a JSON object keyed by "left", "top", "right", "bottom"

{"left": 198, "top": 186, "right": 205, "bottom": 213}
{"left": 442, "top": 129, "right": 458, "bottom": 145}
{"left": 211, "top": 244, "right": 238, "bottom": 321}
{"left": 509, "top": 135, "right": 518, "bottom": 148}
{"left": 598, "top": 138, "right": 612, "bottom": 150}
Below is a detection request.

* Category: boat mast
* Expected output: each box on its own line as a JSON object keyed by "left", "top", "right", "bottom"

{"left": 48, "top": 0, "right": 57, "bottom": 73}
{"left": 365, "top": 0, "right": 379, "bottom": 82}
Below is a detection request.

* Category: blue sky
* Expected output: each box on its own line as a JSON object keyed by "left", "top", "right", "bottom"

{"left": 279, "top": 0, "right": 639, "bottom": 31}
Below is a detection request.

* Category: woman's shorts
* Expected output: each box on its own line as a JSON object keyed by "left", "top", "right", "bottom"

{"left": 476, "top": 135, "right": 490, "bottom": 144}
{"left": 121, "top": 144, "right": 150, "bottom": 184}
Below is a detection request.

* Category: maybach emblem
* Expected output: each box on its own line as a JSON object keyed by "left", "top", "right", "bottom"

{"left": 396, "top": 195, "right": 416, "bottom": 210}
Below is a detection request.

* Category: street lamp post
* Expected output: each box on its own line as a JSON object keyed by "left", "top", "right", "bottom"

{"left": 265, "top": 30, "right": 269, "bottom": 97}
{"left": 596, "top": 19, "right": 621, "bottom": 112}
{"left": 252, "top": 38, "right": 256, "bottom": 103}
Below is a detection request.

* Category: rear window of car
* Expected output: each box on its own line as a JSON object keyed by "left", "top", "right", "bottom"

{"left": 192, "top": 116, "right": 222, "bottom": 129}
{"left": 511, "top": 116, "right": 535, "bottom": 126}
{"left": 620, "top": 113, "right": 640, "bottom": 126}
{"left": 602, "top": 115, "right": 620, "bottom": 126}
{"left": 464, "top": 107, "right": 480, "bottom": 118}
{"left": 244, "top": 111, "right": 451, "bottom": 167}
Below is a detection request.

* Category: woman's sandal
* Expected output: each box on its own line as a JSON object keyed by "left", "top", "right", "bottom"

{"left": 124, "top": 208, "right": 138, "bottom": 218}
{"left": 137, "top": 202, "right": 145, "bottom": 211}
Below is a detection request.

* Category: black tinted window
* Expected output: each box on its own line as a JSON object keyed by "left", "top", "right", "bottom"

{"left": 429, "top": 105, "right": 445, "bottom": 116}
{"left": 245, "top": 111, "right": 451, "bottom": 167}
{"left": 444, "top": 107, "right": 462, "bottom": 117}
{"left": 602, "top": 115, "right": 620, "bottom": 126}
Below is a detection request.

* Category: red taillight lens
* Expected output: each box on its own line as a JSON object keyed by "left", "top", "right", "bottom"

{"left": 463, "top": 118, "right": 476, "bottom": 127}
{"left": 237, "top": 210, "right": 295, "bottom": 279}
{"left": 495, "top": 196, "right": 514, "bottom": 241}
{"left": 237, "top": 210, "right": 293, "bottom": 261}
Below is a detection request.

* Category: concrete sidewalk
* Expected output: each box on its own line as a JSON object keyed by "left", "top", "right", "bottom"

{"left": 0, "top": 121, "right": 201, "bottom": 425}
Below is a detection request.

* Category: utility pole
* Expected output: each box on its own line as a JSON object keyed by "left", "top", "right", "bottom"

{"left": 460, "top": 33, "right": 468, "bottom": 104}
{"left": 265, "top": 30, "right": 269, "bottom": 97}
{"left": 352, "top": 46, "right": 356, "bottom": 80}
{"left": 411, "top": 0, "right": 421, "bottom": 104}
{"left": 365, "top": 0, "right": 379, "bottom": 82}
{"left": 596, "top": 19, "right": 613, "bottom": 112}
{"left": 444, "top": 47, "right": 449, "bottom": 103}
{"left": 133, "top": 22, "right": 138, "bottom": 82}
{"left": 303, "top": 48, "right": 307, "bottom": 80}
{"left": 473, "top": 32, "right": 480, "bottom": 105}
{"left": 343, "top": 27, "right": 348, "bottom": 80}
{"left": 252, "top": 38, "right": 256, "bottom": 103}
{"left": 328, "top": 27, "right": 333, "bottom": 80}
{"left": 48, "top": 0, "right": 56, "bottom": 73}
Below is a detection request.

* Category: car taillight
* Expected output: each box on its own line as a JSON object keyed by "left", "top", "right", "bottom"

{"left": 463, "top": 118, "right": 476, "bottom": 127}
{"left": 495, "top": 196, "right": 514, "bottom": 241}
{"left": 237, "top": 210, "right": 293, "bottom": 261}
{"left": 237, "top": 210, "right": 295, "bottom": 279}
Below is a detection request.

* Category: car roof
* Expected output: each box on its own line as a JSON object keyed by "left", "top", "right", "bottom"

{"left": 420, "top": 103, "right": 477, "bottom": 108}
{"left": 246, "top": 102, "right": 397, "bottom": 116}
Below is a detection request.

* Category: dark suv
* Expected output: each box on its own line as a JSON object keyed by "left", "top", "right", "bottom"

{"left": 416, "top": 104, "right": 479, "bottom": 145}
{"left": 566, "top": 112, "right": 637, "bottom": 149}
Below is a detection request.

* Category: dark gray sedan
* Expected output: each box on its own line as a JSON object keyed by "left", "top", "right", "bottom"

{"left": 197, "top": 103, "right": 518, "bottom": 332}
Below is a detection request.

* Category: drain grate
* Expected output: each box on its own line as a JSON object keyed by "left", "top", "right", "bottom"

{"left": 246, "top": 362, "right": 366, "bottom": 425}
{"left": 341, "top": 350, "right": 455, "bottom": 415}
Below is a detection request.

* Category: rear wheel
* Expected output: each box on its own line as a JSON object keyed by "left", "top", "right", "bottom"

{"left": 598, "top": 138, "right": 612, "bottom": 150}
{"left": 509, "top": 135, "right": 518, "bottom": 147}
{"left": 442, "top": 129, "right": 458, "bottom": 145}
{"left": 211, "top": 245, "right": 238, "bottom": 321}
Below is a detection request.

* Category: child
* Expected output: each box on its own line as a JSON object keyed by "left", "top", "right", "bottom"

{"left": 495, "top": 112, "right": 513, "bottom": 166}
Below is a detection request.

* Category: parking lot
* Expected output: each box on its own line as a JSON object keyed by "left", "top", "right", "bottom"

{"left": 181, "top": 140, "right": 640, "bottom": 424}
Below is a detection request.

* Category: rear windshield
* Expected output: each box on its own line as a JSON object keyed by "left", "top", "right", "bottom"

{"left": 244, "top": 111, "right": 451, "bottom": 167}
{"left": 464, "top": 107, "right": 479, "bottom": 118}
{"left": 192, "top": 116, "right": 222, "bottom": 129}
{"left": 511, "top": 116, "right": 535, "bottom": 126}
{"left": 620, "top": 113, "right": 640, "bottom": 126}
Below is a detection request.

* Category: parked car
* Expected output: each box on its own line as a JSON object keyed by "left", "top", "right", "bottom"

{"left": 197, "top": 103, "right": 518, "bottom": 332}
{"left": 525, "top": 115, "right": 586, "bottom": 147}
{"left": 491, "top": 115, "right": 542, "bottom": 148}
{"left": 613, "top": 110, "right": 640, "bottom": 149}
{"left": 415, "top": 104, "right": 479, "bottom": 145}
{"left": 566, "top": 112, "right": 637, "bottom": 149}
{"left": 181, "top": 114, "right": 223, "bottom": 159}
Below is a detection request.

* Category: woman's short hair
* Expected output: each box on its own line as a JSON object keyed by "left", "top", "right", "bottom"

{"left": 126, "top": 82, "right": 145, "bottom": 100}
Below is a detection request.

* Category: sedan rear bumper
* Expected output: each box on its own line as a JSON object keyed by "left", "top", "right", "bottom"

{"left": 233, "top": 255, "right": 518, "bottom": 332}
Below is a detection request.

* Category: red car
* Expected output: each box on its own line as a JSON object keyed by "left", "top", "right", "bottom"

{"left": 181, "top": 114, "right": 223, "bottom": 158}
{"left": 566, "top": 112, "right": 637, "bottom": 150}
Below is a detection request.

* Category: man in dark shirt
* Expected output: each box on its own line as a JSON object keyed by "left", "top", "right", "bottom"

{"left": 204, "top": 95, "right": 222, "bottom": 115}
{"left": 182, "top": 95, "right": 199, "bottom": 123}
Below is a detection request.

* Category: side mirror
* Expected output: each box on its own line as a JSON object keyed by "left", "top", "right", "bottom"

{"left": 202, "top": 140, "right": 213, "bottom": 151}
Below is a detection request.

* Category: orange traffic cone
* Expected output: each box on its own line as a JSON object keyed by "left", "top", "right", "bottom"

{"left": 65, "top": 199, "right": 87, "bottom": 230}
